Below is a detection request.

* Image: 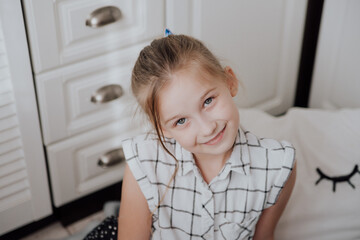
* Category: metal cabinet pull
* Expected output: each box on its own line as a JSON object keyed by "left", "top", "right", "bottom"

{"left": 86, "top": 6, "right": 122, "bottom": 28}
{"left": 91, "top": 84, "right": 123, "bottom": 104}
{"left": 98, "top": 148, "right": 125, "bottom": 168}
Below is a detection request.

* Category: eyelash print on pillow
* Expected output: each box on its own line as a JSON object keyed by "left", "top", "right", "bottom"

{"left": 315, "top": 165, "right": 359, "bottom": 192}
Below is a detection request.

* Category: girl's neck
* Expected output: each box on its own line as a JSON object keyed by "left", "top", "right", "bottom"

{"left": 193, "top": 151, "right": 231, "bottom": 184}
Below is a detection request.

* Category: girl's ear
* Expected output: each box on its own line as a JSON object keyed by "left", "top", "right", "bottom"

{"left": 224, "top": 66, "right": 239, "bottom": 97}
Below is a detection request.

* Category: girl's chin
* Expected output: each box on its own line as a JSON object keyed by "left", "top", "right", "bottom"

{"left": 196, "top": 142, "right": 234, "bottom": 159}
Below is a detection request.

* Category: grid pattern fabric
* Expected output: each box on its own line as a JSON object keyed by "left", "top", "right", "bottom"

{"left": 122, "top": 128, "right": 295, "bottom": 239}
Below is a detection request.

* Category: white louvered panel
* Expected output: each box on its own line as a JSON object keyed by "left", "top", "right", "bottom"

{"left": 0, "top": 42, "right": 13, "bottom": 96}
{"left": 0, "top": 178, "right": 29, "bottom": 199}
{"left": 0, "top": 79, "right": 13, "bottom": 94}
{"left": 0, "top": 67, "right": 10, "bottom": 80}
{"left": 0, "top": 189, "right": 31, "bottom": 213}
{"left": 0, "top": 169, "right": 27, "bottom": 188}
{"left": 0, "top": 128, "right": 21, "bottom": 145}
{"left": 0, "top": 52, "right": 8, "bottom": 67}
{"left": 0, "top": 102, "right": 16, "bottom": 118}
{"left": 0, "top": 15, "right": 32, "bottom": 221}
{"left": 0, "top": 115, "right": 18, "bottom": 133}
{"left": 0, "top": 159, "right": 26, "bottom": 178}
{"left": 0, "top": 92, "right": 14, "bottom": 107}
{"left": 0, "top": 138, "right": 23, "bottom": 156}
{"left": 0, "top": 149, "right": 24, "bottom": 166}
{"left": 0, "top": 158, "right": 28, "bottom": 211}
{"left": 0, "top": 42, "right": 5, "bottom": 55}
{"left": 0, "top": 1, "right": 52, "bottom": 234}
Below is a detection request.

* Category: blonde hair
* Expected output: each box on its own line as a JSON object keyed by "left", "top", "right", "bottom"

{"left": 131, "top": 34, "right": 228, "bottom": 230}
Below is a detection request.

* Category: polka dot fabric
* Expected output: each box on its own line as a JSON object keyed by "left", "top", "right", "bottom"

{"left": 84, "top": 216, "right": 118, "bottom": 240}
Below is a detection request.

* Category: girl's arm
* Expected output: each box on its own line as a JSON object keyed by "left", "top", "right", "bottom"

{"left": 118, "top": 164, "right": 152, "bottom": 240}
{"left": 253, "top": 162, "right": 297, "bottom": 240}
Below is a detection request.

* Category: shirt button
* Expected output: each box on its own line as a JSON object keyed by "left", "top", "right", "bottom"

{"left": 204, "top": 191, "right": 212, "bottom": 199}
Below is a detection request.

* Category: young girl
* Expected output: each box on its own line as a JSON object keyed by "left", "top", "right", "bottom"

{"left": 118, "top": 33, "right": 296, "bottom": 240}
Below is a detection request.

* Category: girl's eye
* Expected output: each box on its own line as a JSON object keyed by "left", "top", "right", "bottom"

{"left": 204, "top": 97, "right": 213, "bottom": 107}
{"left": 176, "top": 118, "right": 186, "bottom": 126}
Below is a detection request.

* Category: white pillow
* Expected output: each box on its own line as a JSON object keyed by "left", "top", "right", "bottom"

{"left": 239, "top": 107, "right": 360, "bottom": 240}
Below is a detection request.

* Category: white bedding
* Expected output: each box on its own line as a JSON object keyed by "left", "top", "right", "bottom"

{"left": 239, "top": 107, "right": 360, "bottom": 240}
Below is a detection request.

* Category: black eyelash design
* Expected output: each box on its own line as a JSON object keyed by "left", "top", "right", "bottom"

{"left": 315, "top": 165, "right": 359, "bottom": 192}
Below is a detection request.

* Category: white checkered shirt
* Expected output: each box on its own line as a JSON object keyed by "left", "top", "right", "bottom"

{"left": 122, "top": 128, "right": 295, "bottom": 240}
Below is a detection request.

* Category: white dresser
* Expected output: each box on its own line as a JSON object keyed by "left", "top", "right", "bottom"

{"left": 22, "top": 0, "right": 308, "bottom": 207}
{"left": 23, "top": 0, "right": 165, "bottom": 207}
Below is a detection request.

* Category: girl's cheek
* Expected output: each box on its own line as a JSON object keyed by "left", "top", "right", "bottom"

{"left": 216, "top": 99, "right": 231, "bottom": 115}
{"left": 186, "top": 126, "right": 197, "bottom": 142}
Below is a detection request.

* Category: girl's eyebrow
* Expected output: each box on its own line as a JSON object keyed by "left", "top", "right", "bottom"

{"left": 163, "top": 87, "right": 217, "bottom": 125}
{"left": 164, "top": 114, "right": 181, "bottom": 125}
{"left": 200, "top": 87, "right": 216, "bottom": 101}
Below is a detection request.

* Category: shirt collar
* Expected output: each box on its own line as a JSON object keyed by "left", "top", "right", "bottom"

{"left": 227, "top": 128, "right": 251, "bottom": 176}
{"left": 175, "top": 127, "right": 251, "bottom": 177}
{"left": 175, "top": 141, "right": 196, "bottom": 176}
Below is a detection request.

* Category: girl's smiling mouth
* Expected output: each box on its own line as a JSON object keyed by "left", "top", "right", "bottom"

{"left": 204, "top": 125, "right": 226, "bottom": 145}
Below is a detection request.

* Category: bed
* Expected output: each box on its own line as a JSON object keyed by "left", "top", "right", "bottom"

{"left": 78, "top": 107, "right": 360, "bottom": 240}
{"left": 239, "top": 107, "right": 360, "bottom": 240}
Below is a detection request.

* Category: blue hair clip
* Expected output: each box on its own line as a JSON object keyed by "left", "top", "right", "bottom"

{"left": 165, "top": 28, "right": 173, "bottom": 37}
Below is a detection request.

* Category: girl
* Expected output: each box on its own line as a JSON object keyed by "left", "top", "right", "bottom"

{"left": 118, "top": 33, "right": 296, "bottom": 239}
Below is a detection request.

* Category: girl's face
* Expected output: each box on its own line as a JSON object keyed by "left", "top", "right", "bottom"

{"left": 158, "top": 65, "right": 239, "bottom": 162}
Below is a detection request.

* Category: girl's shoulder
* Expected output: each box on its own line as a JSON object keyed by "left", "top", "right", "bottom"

{"left": 122, "top": 131, "right": 177, "bottom": 164}
{"left": 241, "top": 129, "right": 296, "bottom": 208}
{"left": 122, "top": 132, "right": 177, "bottom": 206}
{"left": 241, "top": 129, "right": 295, "bottom": 172}
{"left": 243, "top": 130, "right": 293, "bottom": 151}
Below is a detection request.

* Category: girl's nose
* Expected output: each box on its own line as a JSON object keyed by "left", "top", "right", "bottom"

{"left": 199, "top": 117, "right": 216, "bottom": 137}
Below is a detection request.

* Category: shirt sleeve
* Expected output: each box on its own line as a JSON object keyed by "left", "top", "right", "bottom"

{"left": 265, "top": 140, "right": 296, "bottom": 208}
{"left": 122, "top": 137, "right": 158, "bottom": 213}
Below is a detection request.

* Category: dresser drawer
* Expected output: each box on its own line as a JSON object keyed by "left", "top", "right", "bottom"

{"left": 36, "top": 43, "right": 146, "bottom": 145}
{"left": 23, "top": 0, "right": 164, "bottom": 73}
{"left": 47, "top": 119, "right": 143, "bottom": 207}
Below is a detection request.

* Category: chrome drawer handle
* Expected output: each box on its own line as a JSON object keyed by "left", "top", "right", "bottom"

{"left": 91, "top": 84, "right": 123, "bottom": 104}
{"left": 86, "top": 6, "right": 122, "bottom": 28}
{"left": 98, "top": 148, "right": 125, "bottom": 168}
